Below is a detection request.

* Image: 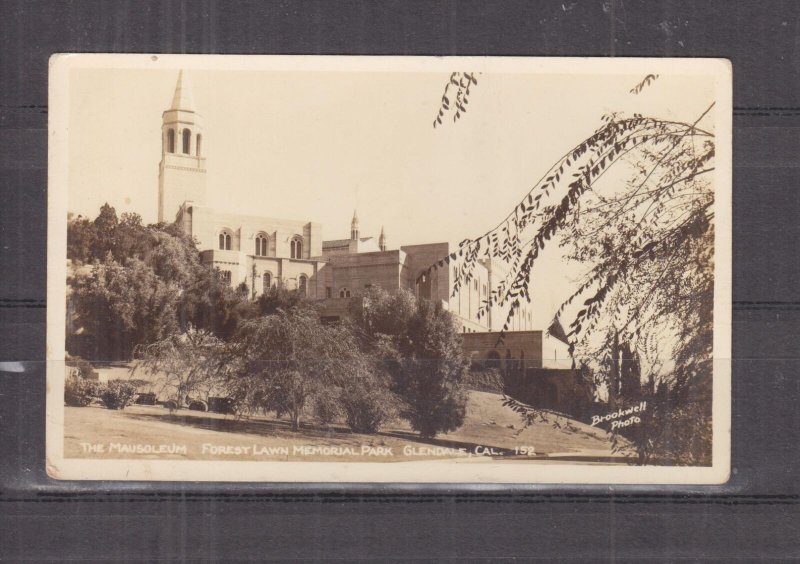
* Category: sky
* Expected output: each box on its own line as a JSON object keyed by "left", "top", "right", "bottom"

{"left": 63, "top": 57, "right": 720, "bottom": 323}
{"left": 67, "top": 62, "right": 716, "bottom": 243}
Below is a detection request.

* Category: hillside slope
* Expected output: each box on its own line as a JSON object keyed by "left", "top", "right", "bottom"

{"left": 437, "top": 391, "right": 620, "bottom": 458}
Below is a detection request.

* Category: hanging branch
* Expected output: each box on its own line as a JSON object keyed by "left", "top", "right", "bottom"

{"left": 423, "top": 102, "right": 715, "bottom": 348}
{"left": 432, "top": 72, "right": 479, "bottom": 128}
{"left": 630, "top": 74, "right": 659, "bottom": 95}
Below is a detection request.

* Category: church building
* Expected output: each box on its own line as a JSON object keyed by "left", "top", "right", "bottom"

{"left": 158, "top": 71, "right": 544, "bottom": 336}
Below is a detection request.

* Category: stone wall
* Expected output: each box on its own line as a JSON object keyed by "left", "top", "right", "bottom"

{"left": 318, "top": 249, "right": 406, "bottom": 297}
{"left": 461, "top": 331, "right": 544, "bottom": 369}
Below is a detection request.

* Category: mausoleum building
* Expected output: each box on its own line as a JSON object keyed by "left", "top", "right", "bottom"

{"left": 159, "top": 71, "right": 541, "bottom": 335}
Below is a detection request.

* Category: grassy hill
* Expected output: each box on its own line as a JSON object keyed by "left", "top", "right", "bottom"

{"left": 64, "top": 382, "right": 623, "bottom": 463}
{"left": 438, "top": 391, "right": 620, "bottom": 459}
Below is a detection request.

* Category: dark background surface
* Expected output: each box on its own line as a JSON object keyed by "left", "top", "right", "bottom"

{"left": 1, "top": 0, "right": 798, "bottom": 560}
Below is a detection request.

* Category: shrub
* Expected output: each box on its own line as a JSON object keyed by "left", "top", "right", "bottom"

{"left": 313, "top": 392, "right": 344, "bottom": 426}
{"left": 338, "top": 372, "right": 397, "bottom": 434}
{"left": 465, "top": 367, "right": 504, "bottom": 393}
{"left": 341, "top": 387, "right": 395, "bottom": 434}
{"left": 100, "top": 380, "right": 137, "bottom": 410}
{"left": 408, "top": 387, "right": 468, "bottom": 439}
{"left": 66, "top": 356, "right": 99, "bottom": 380}
{"left": 64, "top": 374, "right": 99, "bottom": 407}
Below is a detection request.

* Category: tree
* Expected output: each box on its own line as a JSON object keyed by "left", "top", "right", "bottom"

{"left": 66, "top": 213, "right": 97, "bottom": 263}
{"left": 433, "top": 73, "right": 716, "bottom": 463}
{"left": 186, "top": 268, "right": 257, "bottom": 341}
{"left": 229, "top": 307, "right": 361, "bottom": 430}
{"left": 599, "top": 329, "right": 642, "bottom": 410}
{"left": 67, "top": 206, "right": 258, "bottom": 359}
{"left": 312, "top": 340, "right": 399, "bottom": 434}
{"left": 351, "top": 287, "right": 469, "bottom": 438}
{"left": 70, "top": 255, "right": 181, "bottom": 360}
{"left": 255, "top": 285, "right": 306, "bottom": 316}
{"left": 336, "top": 366, "right": 397, "bottom": 434}
{"left": 114, "top": 212, "right": 151, "bottom": 264}
{"left": 91, "top": 203, "right": 119, "bottom": 259}
{"left": 133, "top": 326, "right": 229, "bottom": 408}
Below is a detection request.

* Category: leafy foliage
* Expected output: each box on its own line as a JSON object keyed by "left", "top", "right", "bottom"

{"left": 630, "top": 74, "right": 659, "bottom": 95}
{"left": 99, "top": 380, "right": 137, "bottom": 410}
{"left": 437, "top": 103, "right": 715, "bottom": 344}
{"left": 228, "top": 307, "right": 368, "bottom": 430}
{"left": 255, "top": 285, "right": 306, "bottom": 316}
{"left": 464, "top": 367, "right": 505, "bottom": 394}
{"left": 70, "top": 256, "right": 181, "bottom": 360}
{"left": 133, "top": 326, "right": 229, "bottom": 408}
{"left": 430, "top": 75, "right": 716, "bottom": 464}
{"left": 433, "top": 72, "right": 479, "bottom": 128}
{"left": 351, "top": 287, "right": 469, "bottom": 438}
{"left": 323, "top": 356, "right": 398, "bottom": 434}
{"left": 607, "top": 372, "right": 712, "bottom": 466}
{"left": 65, "top": 355, "right": 98, "bottom": 380}
{"left": 64, "top": 374, "right": 100, "bottom": 407}
{"left": 67, "top": 204, "right": 258, "bottom": 360}
{"left": 501, "top": 395, "right": 582, "bottom": 434}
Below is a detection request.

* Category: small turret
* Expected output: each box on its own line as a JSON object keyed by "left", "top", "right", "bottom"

{"left": 350, "top": 209, "right": 360, "bottom": 240}
{"left": 379, "top": 226, "right": 387, "bottom": 251}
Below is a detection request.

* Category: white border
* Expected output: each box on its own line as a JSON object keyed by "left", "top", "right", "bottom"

{"left": 47, "top": 54, "right": 732, "bottom": 483}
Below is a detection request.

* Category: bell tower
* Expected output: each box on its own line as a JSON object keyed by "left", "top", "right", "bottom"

{"left": 158, "top": 70, "right": 207, "bottom": 223}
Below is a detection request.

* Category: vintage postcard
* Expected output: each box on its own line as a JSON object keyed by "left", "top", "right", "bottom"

{"left": 47, "top": 55, "right": 731, "bottom": 483}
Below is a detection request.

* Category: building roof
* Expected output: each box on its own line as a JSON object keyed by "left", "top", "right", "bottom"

{"left": 323, "top": 236, "right": 376, "bottom": 250}
{"left": 323, "top": 239, "right": 351, "bottom": 249}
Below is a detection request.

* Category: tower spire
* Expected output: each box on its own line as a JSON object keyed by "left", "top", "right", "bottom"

{"left": 350, "top": 209, "right": 360, "bottom": 240}
{"left": 170, "top": 69, "right": 195, "bottom": 111}
{"left": 379, "top": 225, "right": 387, "bottom": 251}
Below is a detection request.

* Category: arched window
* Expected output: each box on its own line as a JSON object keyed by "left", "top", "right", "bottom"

{"left": 218, "top": 270, "right": 232, "bottom": 284}
{"left": 290, "top": 237, "right": 303, "bottom": 259}
{"left": 339, "top": 287, "right": 351, "bottom": 298}
{"left": 182, "top": 128, "right": 191, "bottom": 154}
{"left": 417, "top": 271, "right": 431, "bottom": 300}
{"left": 298, "top": 274, "right": 308, "bottom": 296}
{"left": 263, "top": 272, "right": 272, "bottom": 291}
{"left": 196, "top": 133, "right": 202, "bottom": 156}
{"left": 255, "top": 234, "right": 268, "bottom": 256}
{"left": 167, "top": 129, "right": 175, "bottom": 153}
{"left": 218, "top": 231, "right": 231, "bottom": 251}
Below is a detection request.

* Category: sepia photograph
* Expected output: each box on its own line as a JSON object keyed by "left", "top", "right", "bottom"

{"left": 46, "top": 55, "right": 731, "bottom": 482}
